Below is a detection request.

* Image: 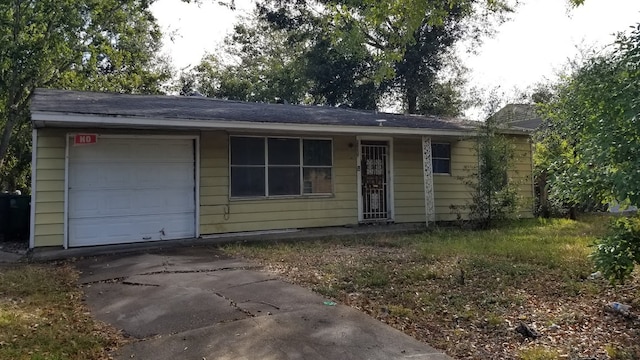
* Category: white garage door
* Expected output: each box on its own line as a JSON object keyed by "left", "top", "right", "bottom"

{"left": 68, "top": 137, "right": 196, "bottom": 247}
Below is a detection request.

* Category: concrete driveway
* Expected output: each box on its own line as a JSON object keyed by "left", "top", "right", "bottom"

{"left": 77, "top": 246, "right": 451, "bottom": 360}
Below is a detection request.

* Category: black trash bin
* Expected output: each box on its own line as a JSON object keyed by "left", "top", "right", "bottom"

{"left": 0, "top": 194, "right": 30, "bottom": 242}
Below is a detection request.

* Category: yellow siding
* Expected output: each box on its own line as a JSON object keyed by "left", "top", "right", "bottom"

{"left": 510, "top": 135, "right": 535, "bottom": 218}
{"left": 199, "top": 132, "right": 358, "bottom": 234}
{"left": 33, "top": 129, "right": 67, "bottom": 247}
{"left": 392, "top": 136, "right": 534, "bottom": 223}
{"left": 393, "top": 138, "right": 425, "bottom": 223}
{"left": 32, "top": 127, "right": 533, "bottom": 248}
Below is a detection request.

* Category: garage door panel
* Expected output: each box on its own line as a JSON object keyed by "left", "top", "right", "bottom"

{"left": 136, "top": 163, "right": 194, "bottom": 187}
{"left": 68, "top": 137, "right": 196, "bottom": 247}
{"left": 70, "top": 163, "right": 194, "bottom": 190}
{"left": 70, "top": 213, "right": 194, "bottom": 246}
{"left": 69, "top": 188, "right": 195, "bottom": 219}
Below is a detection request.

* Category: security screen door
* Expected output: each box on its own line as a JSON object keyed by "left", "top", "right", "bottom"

{"left": 360, "top": 141, "right": 389, "bottom": 221}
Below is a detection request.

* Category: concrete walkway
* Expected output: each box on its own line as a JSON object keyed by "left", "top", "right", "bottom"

{"left": 76, "top": 247, "right": 451, "bottom": 360}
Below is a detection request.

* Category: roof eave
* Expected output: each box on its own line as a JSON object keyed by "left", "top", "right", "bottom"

{"left": 31, "top": 112, "right": 495, "bottom": 137}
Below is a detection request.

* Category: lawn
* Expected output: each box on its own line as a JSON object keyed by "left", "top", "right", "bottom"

{"left": 0, "top": 263, "right": 123, "bottom": 360}
{"left": 223, "top": 215, "right": 640, "bottom": 360}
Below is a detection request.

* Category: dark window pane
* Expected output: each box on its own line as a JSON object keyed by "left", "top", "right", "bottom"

{"left": 231, "top": 167, "right": 265, "bottom": 197}
{"left": 303, "top": 140, "right": 332, "bottom": 166}
{"left": 231, "top": 137, "right": 265, "bottom": 165}
{"left": 432, "top": 143, "right": 450, "bottom": 159}
{"left": 268, "top": 167, "right": 300, "bottom": 195}
{"left": 303, "top": 168, "right": 332, "bottom": 194}
{"left": 432, "top": 159, "right": 450, "bottom": 174}
{"left": 268, "top": 138, "right": 300, "bottom": 165}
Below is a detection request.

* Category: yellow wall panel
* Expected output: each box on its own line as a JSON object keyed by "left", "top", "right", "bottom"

{"left": 199, "top": 132, "right": 359, "bottom": 235}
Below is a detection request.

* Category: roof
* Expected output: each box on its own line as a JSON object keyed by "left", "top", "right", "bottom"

{"left": 491, "top": 104, "right": 543, "bottom": 131}
{"left": 30, "top": 89, "right": 528, "bottom": 136}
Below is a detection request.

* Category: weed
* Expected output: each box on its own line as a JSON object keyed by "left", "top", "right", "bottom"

{"left": 388, "top": 305, "right": 413, "bottom": 318}
{"left": 314, "top": 285, "right": 339, "bottom": 298}
{"left": 354, "top": 266, "right": 389, "bottom": 288}
{"left": 605, "top": 344, "right": 635, "bottom": 360}
{"left": 518, "top": 347, "right": 561, "bottom": 360}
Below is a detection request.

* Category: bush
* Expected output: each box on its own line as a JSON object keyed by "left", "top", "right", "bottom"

{"left": 591, "top": 215, "right": 640, "bottom": 284}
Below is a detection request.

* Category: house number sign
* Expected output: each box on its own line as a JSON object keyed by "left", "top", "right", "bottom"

{"left": 74, "top": 134, "right": 97, "bottom": 145}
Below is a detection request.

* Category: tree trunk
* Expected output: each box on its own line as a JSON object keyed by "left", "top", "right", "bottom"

{"left": 406, "top": 86, "right": 417, "bottom": 114}
{"left": 0, "top": 110, "right": 18, "bottom": 170}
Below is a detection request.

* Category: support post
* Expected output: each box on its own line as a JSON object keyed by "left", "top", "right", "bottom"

{"left": 422, "top": 136, "right": 435, "bottom": 225}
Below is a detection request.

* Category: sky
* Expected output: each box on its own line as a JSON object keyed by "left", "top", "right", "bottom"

{"left": 151, "top": 0, "right": 640, "bottom": 119}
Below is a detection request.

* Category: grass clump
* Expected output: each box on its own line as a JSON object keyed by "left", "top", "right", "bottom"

{"left": 0, "top": 264, "right": 122, "bottom": 360}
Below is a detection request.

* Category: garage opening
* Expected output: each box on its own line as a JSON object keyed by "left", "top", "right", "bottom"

{"left": 67, "top": 136, "right": 197, "bottom": 247}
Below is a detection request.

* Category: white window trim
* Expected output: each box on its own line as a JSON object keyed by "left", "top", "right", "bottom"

{"left": 432, "top": 142, "right": 452, "bottom": 176}
{"left": 228, "top": 135, "right": 334, "bottom": 199}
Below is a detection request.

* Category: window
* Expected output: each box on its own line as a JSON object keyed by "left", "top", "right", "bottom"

{"left": 230, "top": 136, "right": 333, "bottom": 197}
{"left": 432, "top": 143, "right": 451, "bottom": 174}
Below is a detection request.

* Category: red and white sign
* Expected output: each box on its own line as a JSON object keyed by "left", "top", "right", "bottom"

{"left": 74, "top": 134, "right": 97, "bottom": 145}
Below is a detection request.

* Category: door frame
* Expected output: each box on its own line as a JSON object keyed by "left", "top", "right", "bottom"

{"left": 63, "top": 133, "right": 200, "bottom": 249}
{"left": 356, "top": 136, "right": 394, "bottom": 222}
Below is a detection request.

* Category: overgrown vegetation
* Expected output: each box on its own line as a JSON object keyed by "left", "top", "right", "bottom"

{"left": 0, "top": 263, "right": 123, "bottom": 359}
{"left": 534, "top": 22, "right": 640, "bottom": 283}
{"left": 224, "top": 216, "right": 640, "bottom": 359}
{"left": 591, "top": 215, "right": 640, "bottom": 284}
{"left": 453, "top": 119, "right": 520, "bottom": 229}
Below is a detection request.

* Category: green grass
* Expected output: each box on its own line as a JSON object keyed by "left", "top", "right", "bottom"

{"left": 0, "top": 264, "right": 122, "bottom": 360}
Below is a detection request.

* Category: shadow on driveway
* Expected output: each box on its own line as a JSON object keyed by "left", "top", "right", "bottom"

{"left": 77, "top": 246, "right": 451, "bottom": 360}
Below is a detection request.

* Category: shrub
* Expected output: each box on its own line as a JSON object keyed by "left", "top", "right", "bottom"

{"left": 591, "top": 215, "right": 640, "bottom": 284}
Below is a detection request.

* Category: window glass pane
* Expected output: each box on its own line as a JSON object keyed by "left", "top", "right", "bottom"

{"left": 268, "top": 167, "right": 300, "bottom": 195}
{"left": 268, "top": 138, "right": 300, "bottom": 165}
{"left": 231, "top": 137, "right": 265, "bottom": 165}
{"left": 231, "top": 167, "right": 265, "bottom": 197}
{"left": 432, "top": 159, "right": 450, "bottom": 174}
{"left": 303, "top": 168, "right": 332, "bottom": 194}
{"left": 432, "top": 143, "right": 450, "bottom": 159}
{"left": 303, "top": 139, "right": 332, "bottom": 166}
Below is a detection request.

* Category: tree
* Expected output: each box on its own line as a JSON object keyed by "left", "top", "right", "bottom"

{"left": 202, "top": 0, "right": 515, "bottom": 113}
{"left": 0, "top": 0, "right": 171, "bottom": 192}
{"left": 538, "top": 23, "right": 640, "bottom": 282}
{"left": 178, "top": 17, "right": 312, "bottom": 104}
{"left": 539, "top": 23, "right": 640, "bottom": 211}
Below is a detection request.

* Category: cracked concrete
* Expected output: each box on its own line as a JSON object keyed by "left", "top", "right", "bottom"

{"left": 76, "top": 246, "right": 452, "bottom": 360}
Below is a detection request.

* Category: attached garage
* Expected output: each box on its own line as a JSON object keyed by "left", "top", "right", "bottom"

{"left": 67, "top": 136, "right": 198, "bottom": 247}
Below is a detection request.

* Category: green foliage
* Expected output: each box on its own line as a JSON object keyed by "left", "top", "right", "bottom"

{"left": 537, "top": 23, "right": 640, "bottom": 210}
{"left": 535, "top": 22, "right": 640, "bottom": 282}
{"left": 186, "top": 0, "right": 515, "bottom": 112}
{"left": 591, "top": 215, "right": 640, "bottom": 284}
{"left": 460, "top": 121, "right": 520, "bottom": 229}
{"left": 0, "top": 0, "right": 172, "bottom": 192}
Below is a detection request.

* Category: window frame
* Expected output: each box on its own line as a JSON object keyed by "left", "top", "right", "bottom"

{"left": 229, "top": 135, "right": 334, "bottom": 199}
{"left": 431, "top": 142, "right": 451, "bottom": 175}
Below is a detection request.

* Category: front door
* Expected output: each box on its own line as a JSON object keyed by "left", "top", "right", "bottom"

{"left": 360, "top": 141, "right": 390, "bottom": 221}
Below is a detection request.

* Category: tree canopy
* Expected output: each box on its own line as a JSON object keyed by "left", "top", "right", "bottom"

{"left": 181, "top": 0, "right": 517, "bottom": 116}
{"left": 0, "top": 0, "right": 171, "bottom": 191}
{"left": 538, "top": 23, "right": 640, "bottom": 209}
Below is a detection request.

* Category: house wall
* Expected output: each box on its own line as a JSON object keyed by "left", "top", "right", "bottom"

{"left": 199, "top": 132, "right": 358, "bottom": 234}
{"left": 392, "top": 135, "right": 533, "bottom": 222}
{"left": 33, "top": 129, "right": 66, "bottom": 247}
{"left": 31, "top": 128, "right": 533, "bottom": 248}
